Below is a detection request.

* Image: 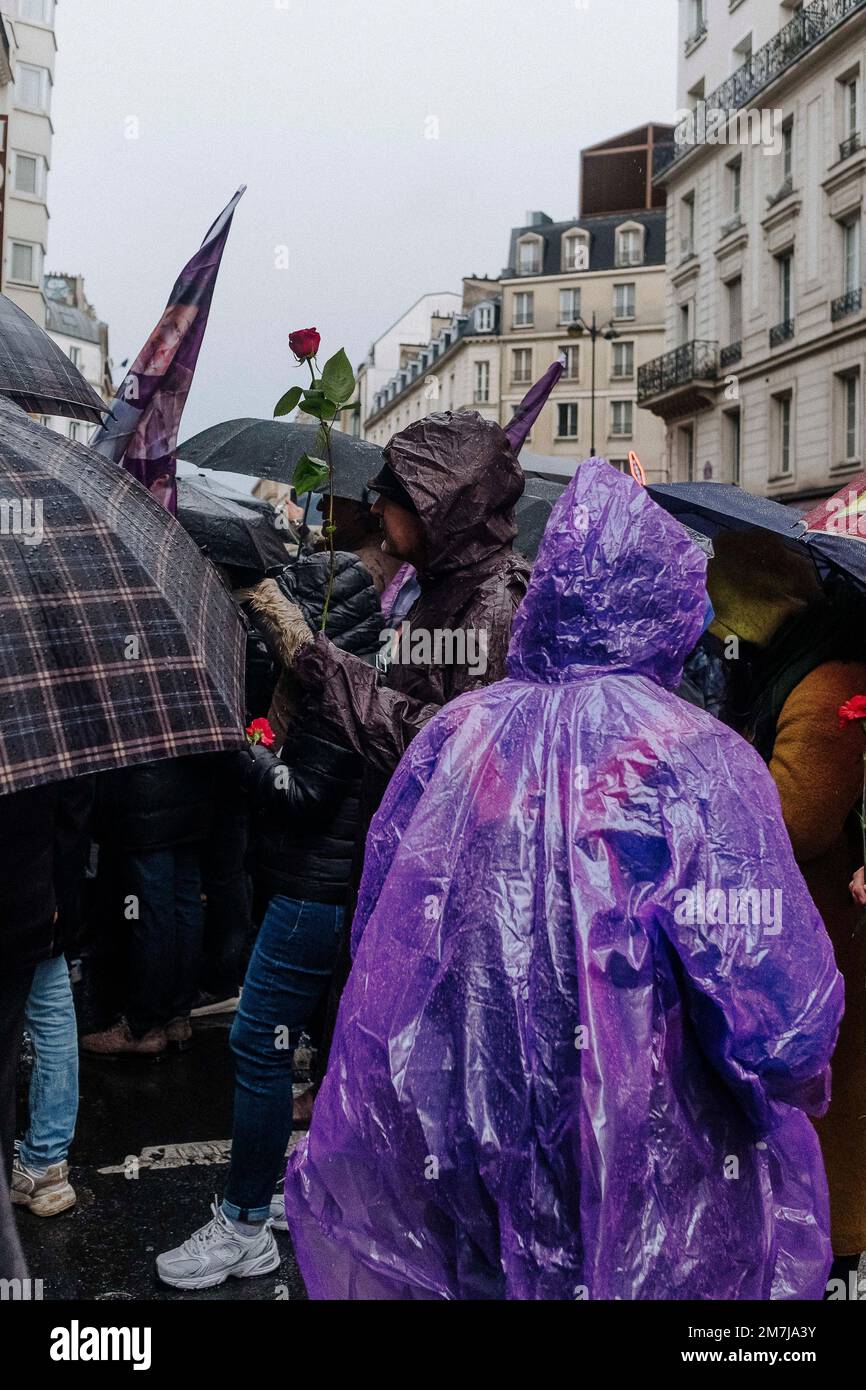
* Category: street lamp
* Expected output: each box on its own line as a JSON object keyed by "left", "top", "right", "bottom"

{"left": 568, "top": 311, "right": 620, "bottom": 457}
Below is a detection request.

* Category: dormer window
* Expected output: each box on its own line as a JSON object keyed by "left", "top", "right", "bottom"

{"left": 475, "top": 302, "right": 494, "bottom": 333}
{"left": 615, "top": 222, "right": 645, "bottom": 268}
{"left": 517, "top": 234, "right": 543, "bottom": 275}
{"left": 562, "top": 230, "right": 589, "bottom": 272}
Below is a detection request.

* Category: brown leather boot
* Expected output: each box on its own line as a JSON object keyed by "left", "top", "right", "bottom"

{"left": 80, "top": 1018, "right": 167, "bottom": 1057}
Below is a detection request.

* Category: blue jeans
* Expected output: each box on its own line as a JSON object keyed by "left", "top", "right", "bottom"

{"left": 126, "top": 846, "right": 204, "bottom": 1035}
{"left": 223, "top": 895, "right": 344, "bottom": 1222}
{"left": 20, "top": 956, "right": 79, "bottom": 1170}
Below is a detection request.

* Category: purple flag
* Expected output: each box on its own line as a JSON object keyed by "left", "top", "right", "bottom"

{"left": 504, "top": 355, "right": 564, "bottom": 453}
{"left": 91, "top": 186, "right": 245, "bottom": 513}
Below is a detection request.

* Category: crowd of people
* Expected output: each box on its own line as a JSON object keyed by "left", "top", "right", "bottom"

{"left": 1, "top": 407, "right": 865, "bottom": 1300}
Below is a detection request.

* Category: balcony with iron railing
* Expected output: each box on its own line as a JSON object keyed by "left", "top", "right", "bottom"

{"left": 637, "top": 339, "right": 719, "bottom": 418}
{"left": 664, "top": 0, "right": 866, "bottom": 174}
{"left": 720, "top": 341, "right": 742, "bottom": 367}
{"left": 840, "top": 131, "right": 861, "bottom": 161}
{"left": 769, "top": 318, "right": 795, "bottom": 347}
{"left": 832, "top": 287, "right": 862, "bottom": 320}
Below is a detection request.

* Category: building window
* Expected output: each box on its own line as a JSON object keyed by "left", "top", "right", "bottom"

{"left": 475, "top": 303, "right": 493, "bottom": 333}
{"left": 782, "top": 120, "right": 793, "bottom": 185}
{"left": 843, "top": 216, "right": 861, "bottom": 296}
{"left": 681, "top": 192, "right": 696, "bottom": 259}
{"left": 557, "top": 403, "right": 579, "bottom": 438}
{"left": 513, "top": 291, "right": 533, "bottom": 328}
{"left": 613, "top": 282, "right": 635, "bottom": 319}
{"left": 725, "top": 408, "right": 741, "bottom": 485}
{"left": 838, "top": 370, "right": 861, "bottom": 464}
{"left": 687, "top": 0, "right": 706, "bottom": 44}
{"left": 726, "top": 276, "right": 742, "bottom": 345}
{"left": 778, "top": 251, "right": 794, "bottom": 323}
{"left": 15, "top": 63, "right": 50, "bottom": 113}
{"left": 559, "top": 288, "right": 581, "bottom": 325}
{"left": 474, "top": 360, "right": 490, "bottom": 404}
{"left": 8, "top": 240, "right": 41, "bottom": 285}
{"left": 19, "top": 0, "right": 55, "bottom": 22}
{"left": 612, "top": 341, "right": 634, "bottom": 379}
{"left": 68, "top": 422, "right": 82, "bottom": 442}
{"left": 517, "top": 237, "right": 542, "bottom": 275}
{"left": 678, "top": 302, "right": 692, "bottom": 345}
{"left": 512, "top": 347, "right": 532, "bottom": 385}
{"left": 610, "top": 401, "right": 633, "bottom": 438}
{"left": 846, "top": 76, "right": 860, "bottom": 140}
{"left": 773, "top": 392, "right": 793, "bottom": 476}
{"left": 13, "top": 152, "right": 43, "bottom": 197}
{"left": 728, "top": 157, "right": 742, "bottom": 218}
{"left": 678, "top": 424, "right": 695, "bottom": 482}
{"left": 615, "top": 226, "right": 643, "bottom": 268}
{"left": 562, "top": 233, "right": 588, "bottom": 272}
{"left": 560, "top": 344, "right": 579, "bottom": 380}
{"left": 69, "top": 345, "right": 82, "bottom": 368}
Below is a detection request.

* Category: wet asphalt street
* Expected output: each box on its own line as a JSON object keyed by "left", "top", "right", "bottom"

{"left": 14, "top": 1012, "right": 307, "bottom": 1302}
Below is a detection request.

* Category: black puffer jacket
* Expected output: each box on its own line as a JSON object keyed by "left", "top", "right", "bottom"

{"left": 94, "top": 753, "right": 218, "bottom": 854}
{"left": 246, "top": 550, "right": 381, "bottom": 909}
{"left": 0, "top": 776, "right": 94, "bottom": 972}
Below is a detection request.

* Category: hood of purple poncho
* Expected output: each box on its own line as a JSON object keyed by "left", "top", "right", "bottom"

{"left": 507, "top": 458, "right": 708, "bottom": 689}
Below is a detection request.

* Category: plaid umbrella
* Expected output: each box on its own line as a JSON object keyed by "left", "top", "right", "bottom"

{"left": 0, "top": 292, "right": 106, "bottom": 423}
{"left": 0, "top": 399, "right": 245, "bottom": 795}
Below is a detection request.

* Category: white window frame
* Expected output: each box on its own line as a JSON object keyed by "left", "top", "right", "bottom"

{"left": 562, "top": 231, "right": 589, "bottom": 272}
{"left": 517, "top": 235, "right": 543, "bottom": 276}
{"left": 681, "top": 192, "right": 696, "bottom": 259}
{"left": 557, "top": 402, "right": 579, "bottom": 439}
{"left": 726, "top": 276, "right": 742, "bottom": 344}
{"left": 14, "top": 62, "right": 51, "bottom": 114}
{"left": 8, "top": 239, "right": 42, "bottom": 285}
{"left": 513, "top": 291, "right": 534, "bottom": 328}
{"left": 724, "top": 408, "right": 742, "bottom": 485}
{"left": 18, "top": 0, "right": 55, "bottom": 24}
{"left": 728, "top": 157, "right": 742, "bottom": 217}
{"left": 511, "top": 347, "right": 532, "bottom": 385}
{"left": 475, "top": 303, "right": 493, "bottom": 333}
{"left": 770, "top": 390, "right": 794, "bottom": 479}
{"left": 782, "top": 120, "right": 793, "bottom": 184}
{"left": 613, "top": 282, "right": 635, "bottom": 320}
{"left": 474, "top": 359, "right": 490, "bottom": 404}
{"left": 843, "top": 215, "right": 861, "bottom": 296}
{"left": 558, "top": 287, "right": 581, "bottom": 326}
{"left": 612, "top": 340, "right": 634, "bottom": 379}
{"left": 610, "top": 400, "right": 633, "bottom": 438}
{"left": 12, "top": 150, "right": 45, "bottom": 198}
{"left": 778, "top": 251, "right": 794, "bottom": 323}
{"left": 560, "top": 344, "right": 579, "bottom": 380}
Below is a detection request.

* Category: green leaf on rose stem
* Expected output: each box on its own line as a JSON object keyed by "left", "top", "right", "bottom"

{"left": 300, "top": 392, "right": 338, "bottom": 421}
{"left": 274, "top": 386, "right": 303, "bottom": 418}
{"left": 320, "top": 348, "right": 355, "bottom": 404}
{"left": 292, "top": 454, "right": 331, "bottom": 497}
{"left": 314, "top": 426, "right": 329, "bottom": 455}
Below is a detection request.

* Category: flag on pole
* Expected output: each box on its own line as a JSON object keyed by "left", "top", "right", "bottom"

{"left": 91, "top": 186, "right": 246, "bottom": 513}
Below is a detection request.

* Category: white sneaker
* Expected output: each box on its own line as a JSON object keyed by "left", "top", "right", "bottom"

{"left": 269, "top": 1190, "right": 288, "bottom": 1232}
{"left": 156, "top": 1201, "right": 280, "bottom": 1290}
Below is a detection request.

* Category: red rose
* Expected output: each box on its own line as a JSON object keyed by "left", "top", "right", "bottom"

{"left": 245, "top": 716, "right": 276, "bottom": 747}
{"left": 838, "top": 696, "right": 866, "bottom": 728}
{"left": 289, "top": 328, "right": 320, "bottom": 362}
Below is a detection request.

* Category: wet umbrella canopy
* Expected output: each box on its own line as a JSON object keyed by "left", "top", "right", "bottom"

{"left": 178, "top": 418, "right": 385, "bottom": 504}
{"left": 0, "top": 400, "right": 245, "bottom": 794}
{"left": 176, "top": 474, "right": 288, "bottom": 575}
{"left": 0, "top": 292, "right": 106, "bottom": 424}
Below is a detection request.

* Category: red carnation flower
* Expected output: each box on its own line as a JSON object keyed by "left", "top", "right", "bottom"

{"left": 289, "top": 328, "right": 320, "bottom": 362}
{"left": 838, "top": 696, "right": 866, "bottom": 728}
{"left": 245, "top": 716, "right": 275, "bottom": 747}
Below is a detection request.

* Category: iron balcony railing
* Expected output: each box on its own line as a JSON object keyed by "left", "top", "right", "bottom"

{"left": 769, "top": 318, "right": 795, "bottom": 346}
{"left": 840, "top": 132, "right": 861, "bottom": 160}
{"left": 831, "top": 288, "right": 862, "bottom": 320}
{"left": 720, "top": 341, "right": 742, "bottom": 368}
{"left": 667, "top": 0, "right": 866, "bottom": 172}
{"left": 637, "top": 339, "right": 718, "bottom": 404}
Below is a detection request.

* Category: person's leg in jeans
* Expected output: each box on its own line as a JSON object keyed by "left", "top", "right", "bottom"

{"left": 125, "top": 848, "right": 176, "bottom": 1036}
{"left": 0, "top": 967, "right": 35, "bottom": 1181}
{"left": 223, "top": 896, "right": 344, "bottom": 1224}
{"left": 19, "top": 955, "right": 79, "bottom": 1171}
{"left": 167, "top": 845, "right": 205, "bottom": 1023}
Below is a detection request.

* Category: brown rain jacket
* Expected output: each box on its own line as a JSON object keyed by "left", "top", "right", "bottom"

{"left": 293, "top": 410, "right": 529, "bottom": 782}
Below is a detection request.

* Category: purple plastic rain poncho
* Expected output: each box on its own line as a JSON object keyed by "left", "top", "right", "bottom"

{"left": 283, "top": 459, "right": 844, "bottom": 1301}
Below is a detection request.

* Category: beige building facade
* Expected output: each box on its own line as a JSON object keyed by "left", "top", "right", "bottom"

{"left": 0, "top": 1, "right": 56, "bottom": 326}
{"left": 642, "top": 0, "right": 866, "bottom": 502}
{"left": 42, "top": 272, "right": 112, "bottom": 440}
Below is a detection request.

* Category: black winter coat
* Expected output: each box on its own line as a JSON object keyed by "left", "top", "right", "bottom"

{"left": 93, "top": 753, "right": 218, "bottom": 854}
{"left": 0, "top": 776, "right": 94, "bottom": 972}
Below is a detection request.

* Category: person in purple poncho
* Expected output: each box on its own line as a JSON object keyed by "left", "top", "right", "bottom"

{"left": 283, "top": 459, "right": 844, "bottom": 1301}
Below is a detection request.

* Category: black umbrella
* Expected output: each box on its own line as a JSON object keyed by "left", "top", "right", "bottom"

{"left": 177, "top": 419, "right": 385, "bottom": 503}
{"left": 0, "top": 292, "right": 107, "bottom": 423}
{"left": 176, "top": 475, "right": 289, "bottom": 575}
{"left": 515, "top": 477, "right": 564, "bottom": 560}
{"left": 0, "top": 399, "right": 244, "bottom": 795}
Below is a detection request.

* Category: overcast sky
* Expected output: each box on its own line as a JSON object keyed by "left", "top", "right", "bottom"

{"left": 49, "top": 0, "right": 677, "bottom": 445}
